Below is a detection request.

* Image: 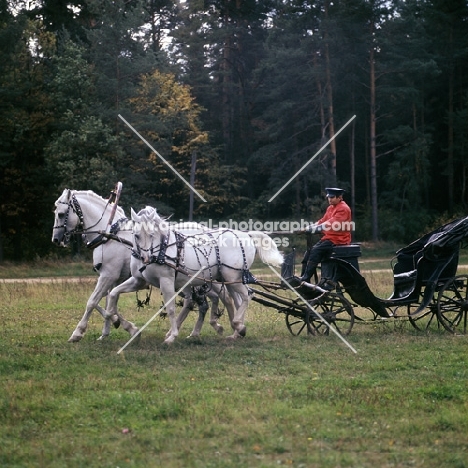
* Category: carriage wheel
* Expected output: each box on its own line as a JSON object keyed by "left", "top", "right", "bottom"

{"left": 308, "top": 292, "right": 355, "bottom": 336}
{"left": 407, "top": 303, "right": 442, "bottom": 332}
{"left": 285, "top": 309, "right": 316, "bottom": 336}
{"left": 437, "top": 275, "right": 468, "bottom": 334}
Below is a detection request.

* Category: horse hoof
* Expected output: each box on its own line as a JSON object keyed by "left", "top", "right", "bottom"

{"left": 226, "top": 328, "right": 246, "bottom": 340}
{"left": 130, "top": 331, "right": 141, "bottom": 344}
{"left": 186, "top": 334, "right": 201, "bottom": 340}
{"left": 97, "top": 335, "right": 109, "bottom": 341}
{"left": 68, "top": 335, "right": 82, "bottom": 343}
{"left": 111, "top": 315, "right": 120, "bottom": 328}
{"left": 216, "top": 326, "right": 224, "bottom": 336}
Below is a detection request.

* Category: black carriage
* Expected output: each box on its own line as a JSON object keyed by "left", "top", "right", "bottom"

{"left": 249, "top": 216, "right": 468, "bottom": 336}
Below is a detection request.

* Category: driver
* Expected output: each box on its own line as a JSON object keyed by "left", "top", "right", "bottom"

{"left": 299, "top": 187, "right": 352, "bottom": 283}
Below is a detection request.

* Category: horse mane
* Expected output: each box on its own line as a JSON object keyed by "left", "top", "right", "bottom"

{"left": 137, "top": 206, "right": 169, "bottom": 235}
{"left": 55, "top": 189, "right": 126, "bottom": 218}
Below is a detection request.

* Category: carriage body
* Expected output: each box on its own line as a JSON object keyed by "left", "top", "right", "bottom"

{"left": 251, "top": 216, "right": 468, "bottom": 336}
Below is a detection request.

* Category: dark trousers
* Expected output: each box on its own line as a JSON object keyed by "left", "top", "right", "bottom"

{"left": 301, "top": 239, "right": 334, "bottom": 275}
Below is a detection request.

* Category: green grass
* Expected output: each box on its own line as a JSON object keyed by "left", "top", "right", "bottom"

{"left": 0, "top": 265, "right": 467, "bottom": 467}
{"left": 0, "top": 259, "right": 94, "bottom": 279}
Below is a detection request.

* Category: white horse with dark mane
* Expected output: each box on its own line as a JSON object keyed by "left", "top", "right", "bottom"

{"left": 52, "top": 188, "right": 229, "bottom": 342}
{"left": 105, "top": 206, "right": 283, "bottom": 343}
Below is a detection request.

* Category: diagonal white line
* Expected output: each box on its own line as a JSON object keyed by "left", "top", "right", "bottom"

{"left": 117, "top": 266, "right": 207, "bottom": 354}
{"left": 268, "top": 115, "right": 356, "bottom": 202}
{"left": 266, "top": 264, "right": 357, "bottom": 353}
{"left": 118, "top": 114, "right": 207, "bottom": 203}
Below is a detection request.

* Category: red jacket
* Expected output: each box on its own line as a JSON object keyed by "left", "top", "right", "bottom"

{"left": 317, "top": 200, "right": 352, "bottom": 245}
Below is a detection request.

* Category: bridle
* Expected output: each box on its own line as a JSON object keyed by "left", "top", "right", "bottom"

{"left": 132, "top": 228, "right": 171, "bottom": 266}
{"left": 53, "top": 192, "right": 108, "bottom": 243}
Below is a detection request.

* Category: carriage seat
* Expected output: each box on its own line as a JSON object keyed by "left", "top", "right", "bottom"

{"left": 326, "top": 244, "right": 361, "bottom": 271}
{"left": 389, "top": 269, "right": 418, "bottom": 300}
{"left": 393, "top": 269, "right": 417, "bottom": 284}
{"left": 329, "top": 244, "right": 362, "bottom": 259}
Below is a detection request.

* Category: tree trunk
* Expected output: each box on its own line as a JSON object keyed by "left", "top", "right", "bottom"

{"left": 221, "top": 34, "right": 232, "bottom": 161}
{"left": 314, "top": 54, "right": 326, "bottom": 148}
{"left": 369, "top": 44, "right": 379, "bottom": 241}
{"left": 189, "top": 151, "right": 197, "bottom": 221}
{"left": 447, "top": 27, "right": 454, "bottom": 212}
{"left": 324, "top": 1, "right": 336, "bottom": 182}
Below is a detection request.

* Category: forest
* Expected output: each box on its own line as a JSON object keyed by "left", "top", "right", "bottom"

{"left": 1, "top": 0, "right": 468, "bottom": 260}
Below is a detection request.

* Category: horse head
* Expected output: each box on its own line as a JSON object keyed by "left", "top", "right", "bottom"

{"left": 53, "top": 188, "right": 127, "bottom": 247}
{"left": 52, "top": 189, "right": 82, "bottom": 246}
{"left": 131, "top": 206, "right": 168, "bottom": 264}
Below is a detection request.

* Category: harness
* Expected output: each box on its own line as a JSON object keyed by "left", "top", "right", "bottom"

{"left": 230, "top": 230, "right": 258, "bottom": 285}
{"left": 86, "top": 218, "right": 131, "bottom": 250}
{"left": 133, "top": 229, "right": 257, "bottom": 285}
{"left": 132, "top": 231, "right": 184, "bottom": 268}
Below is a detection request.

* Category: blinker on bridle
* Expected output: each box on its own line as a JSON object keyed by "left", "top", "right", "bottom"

{"left": 53, "top": 194, "right": 85, "bottom": 243}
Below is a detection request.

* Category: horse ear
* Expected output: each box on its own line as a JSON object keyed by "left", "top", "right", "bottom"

{"left": 131, "top": 207, "right": 139, "bottom": 221}
{"left": 145, "top": 206, "right": 154, "bottom": 216}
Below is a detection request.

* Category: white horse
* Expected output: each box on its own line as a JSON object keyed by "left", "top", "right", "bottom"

{"left": 105, "top": 206, "right": 283, "bottom": 343}
{"left": 52, "top": 189, "right": 227, "bottom": 342}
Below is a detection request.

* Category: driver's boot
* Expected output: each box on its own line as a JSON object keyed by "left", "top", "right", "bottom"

{"left": 299, "top": 261, "right": 317, "bottom": 283}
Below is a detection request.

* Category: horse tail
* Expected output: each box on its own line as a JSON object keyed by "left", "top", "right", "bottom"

{"left": 247, "top": 231, "right": 283, "bottom": 267}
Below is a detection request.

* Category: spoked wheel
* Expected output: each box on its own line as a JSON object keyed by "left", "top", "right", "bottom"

{"left": 308, "top": 292, "right": 355, "bottom": 336}
{"left": 437, "top": 275, "right": 468, "bottom": 334}
{"left": 407, "top": 303, "right": 442, "bottom": 332}
{"left": 285, "top": 308, "right": 316, "bottom": 336}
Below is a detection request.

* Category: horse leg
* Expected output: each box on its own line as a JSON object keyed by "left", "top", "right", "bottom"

{"left": 164, "top": 294, "right": 195, "bottom": 339}
{"left": 106, "top": 276, "right": 147, "bottom": 341}
{"left": 204, "top": 292, "right": 224, "bottom": 335}
{"left": 97, "top": 305, "right": 112, "bottom": 340}
{"left": 218, "top": 288, "right": 241, "bottom": 335}
{"left": 183, "top": 288, "right": 227, "bottom": 338}
{"left": 68, "top": 275, "right": 120, "bottom": 343}
{"left": 96, "top": 304, "right": 121, "bottom": 341}
{"left": 95, "top": 291, "right": 125, "bottom": 340}
{"left": 225, "top": 284, "right": 251, "bottom": 339}
{"left": 186, "top": 294, "right": 210, "bottom": 338}
{"left": 190, "top": 285, "right": 236, "bottom": 338}
{"left": 159, "top": 276, "right": 178, "bottom": 344}
{"left": 203, "top": 287, "right": 237, "bottom": 336}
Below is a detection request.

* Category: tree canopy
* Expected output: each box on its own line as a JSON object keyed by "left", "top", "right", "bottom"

{"left": 1, "top": 0, "right": 468, "bottom": 260}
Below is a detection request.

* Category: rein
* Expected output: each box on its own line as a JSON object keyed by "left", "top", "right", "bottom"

{"left": 86, "top": 219, "right": 133, "bottom": 250}
{"left": 151, "top": 261, "right": 252, "bottom": 285}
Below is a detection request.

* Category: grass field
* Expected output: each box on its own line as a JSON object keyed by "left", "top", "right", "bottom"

{"left": 0, "top": 261, "right": 467, "bottom": 467}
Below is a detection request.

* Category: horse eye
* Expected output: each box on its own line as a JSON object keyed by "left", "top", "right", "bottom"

{"left": 58, "top": 213, "right": 64, "bottom": 218}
